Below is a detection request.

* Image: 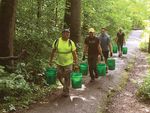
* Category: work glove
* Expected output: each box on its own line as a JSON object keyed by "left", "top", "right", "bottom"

{"left": 110, "top": 52, "right": 113, "bottom": 57}
{"left": 73, "top": 63, "right": 79, "bottom": 72}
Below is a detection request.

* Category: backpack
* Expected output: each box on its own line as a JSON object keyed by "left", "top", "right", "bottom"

{"left": 54, "top": 38, "right": 73, "bottom": 54}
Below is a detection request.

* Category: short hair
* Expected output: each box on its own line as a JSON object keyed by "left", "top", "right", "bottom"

{"left": 101, "top": 27, "right": 106, "bottom": 30}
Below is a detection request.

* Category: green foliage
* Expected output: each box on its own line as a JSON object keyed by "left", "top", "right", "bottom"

{"left": 0, "top": 65, "right": 32, "bottom": 112}
{"left": 15, "top": 0, "right": 150, "bottom": 66}
{"left": 137, "top": 74, "right": 150, "bottom": 100}
{"left": 139, "top": 29, "right": 150, "bottom": 52}
{"left": 15, "top": 0, "right": 66, "bottom": 79}
{"left": 137, "top": 55, "right": 150, "bottom": 101}
{"left": 2, "top": 0, "right": 149, "bottom": 111}
{"left": 139, "top": 42, "right": 148, "bottom": 52}
{"left": 0, "top": 66, "right": 32, "bottom": 98}
{"left": 82, "top": 0, "right": 148, "bottom": 38}
{"left": 0, "top": 65, "right": 56, "bottom": 112}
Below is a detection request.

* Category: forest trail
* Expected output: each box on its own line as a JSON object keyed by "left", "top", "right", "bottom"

{"left": 106, "top": 33, "right": 150, "bottom": 113}
{"left": 18, "top": 30, "right": 144, "bottom": 113}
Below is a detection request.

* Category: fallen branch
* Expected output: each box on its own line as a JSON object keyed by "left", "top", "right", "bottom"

{"left": 0, "top": 49, "right": 28, "bottom": 60}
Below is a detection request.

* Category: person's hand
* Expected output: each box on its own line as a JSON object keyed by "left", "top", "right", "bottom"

{"left": 110, "top": 52, "right": 113, "bottom": 57}
{"left": 73, "top": 61, "right": 79, "bottom": 71}
{"left": 73, "top": 65, "right": 79, "bottom": 71}
{"left": 114, "top": 38, "right": 118, "bottom": 43}
{"left": 100, "top": 55, "right": 103, "bottom": 61}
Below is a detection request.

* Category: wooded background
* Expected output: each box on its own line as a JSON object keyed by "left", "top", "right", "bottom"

{"left": 0, "top": 0, "right": 150, "bottom": 112}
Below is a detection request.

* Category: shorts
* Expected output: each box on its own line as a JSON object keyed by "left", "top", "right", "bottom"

{"left": 57, "top": 65, "right": 72, "bottom": 77}
{"left": 102, "top": 51, "right": 109, "bottom": 59}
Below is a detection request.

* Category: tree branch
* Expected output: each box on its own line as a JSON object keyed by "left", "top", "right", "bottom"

{"left": 0, "top": 49, "right": 28, "bottom": 60}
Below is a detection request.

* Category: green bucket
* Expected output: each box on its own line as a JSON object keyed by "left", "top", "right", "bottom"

{"left": 123, "top": 47, "right": 128, "bottom": 54}
{"left": 113, "top": 45, "right": 118, "bottom": 53}
{"left": 71, "top": 72, "right": 82, "bottom": 88}
{"left": 45, "top": 67, "right": 57, "bottom": 85}
{"left": 107, "top": 58, "right": 115, "bottom": 70}
{"left": 97, "top": 63, "right": 106, "bottom": 76}
{"left": 79, "top": 63, "right": 88, "bottom": 75}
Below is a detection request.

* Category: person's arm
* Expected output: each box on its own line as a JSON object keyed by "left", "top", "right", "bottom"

{"left": 83, "top": 44, "right": 88, "bottom": 55}
{"left": 115, "top": 37, "right": 118, "bottom": 43}
{"left": 115, "top": 33, "right": 119, "bottom": 43}
{"left": 97, "top": 44, "right": 102, "bottom": 63}
{"left": 49, "top": 49, "right": 56, "bottom": 66}
{"left": 107, "top": 36, "right": 112, "bottom": 55}
{"left": 82, "top": 44, "right": 88, "bottom": 61}
{"left": 123, "top": 33, "right": 126, "bottom": 44}
{"left": 72, "top": 50, "right": 78, "bottom": 64}
{"left": 109, "top": 42, "right": 113, "bottom": 57}
{"left": 97, "top": 39, "right": 102, "bottom": 55}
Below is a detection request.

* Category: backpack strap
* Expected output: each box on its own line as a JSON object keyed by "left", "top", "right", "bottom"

{"left": 54, "top": 38, "right": 73, "bottom": 53}
{"left": 68, "top": 39, "right": 73, "bottom": 52}
{"left": 54, "top": 38, "right": 59, "bottom": 50}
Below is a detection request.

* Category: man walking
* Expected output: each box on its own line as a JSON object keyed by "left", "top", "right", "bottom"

{"left": 116, "top": 28, "right": 126, "bottom": 57}
{"left": 49, "top": 29, "right": 78, "bottom": 97}
{"left": 83, "top": 28, "right": 102, "bottom": 82}
{"left": 98, "top": 28, "right": 113, "bottom": 72}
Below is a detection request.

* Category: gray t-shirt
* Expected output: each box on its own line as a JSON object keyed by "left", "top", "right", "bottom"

{"left": 99, "top": 33, "right": 110, "bottom": 51}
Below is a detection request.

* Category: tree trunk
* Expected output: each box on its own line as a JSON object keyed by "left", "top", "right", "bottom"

{"left": 37, "top": 0, "right": 42, "bottom": 28}
{"left": 70, "top": 0, "right": 81, "bottom": 43}
{"left": 64, "top": 0, "right": 71, "bottom": 29}
{"left": 55, "top": 0, "right": 58, "bottom": 27}
{"left": 64, "top": 0, "right": 81, "bottom": 43}
{"left": 0, "top": 0, "right": 17, "bottom": 66}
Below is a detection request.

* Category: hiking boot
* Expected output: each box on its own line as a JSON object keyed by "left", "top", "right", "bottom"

{"left": 62, "top": 87, "right": 69, "bottom": 97}
{"left": 120, "top": 52, "right": 122, "bottom": 56}
{"left": 62, "top": 91, "right": 69, "bottom": 97}
{"left": 90, "top": 79, "right": 95, "bottom": 82}
{"left": 118, "top": 52, "right": 122, "bottom": 57}
{"left": 95, "top": 73, "right": 98, "bottom": 78}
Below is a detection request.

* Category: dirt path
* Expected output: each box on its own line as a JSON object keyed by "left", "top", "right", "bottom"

{"left": 17, "top": 30, "right": 143, "bottom": 113}
{"left": 106, "top": 36, "right": 150, "bottom": 112}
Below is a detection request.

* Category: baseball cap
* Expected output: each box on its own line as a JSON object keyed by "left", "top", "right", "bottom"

{"left": 88, "top": 28, "right": 95, "bottom": 33}
{"left": 62, "top": 29, "right": 70, "bottom": 33}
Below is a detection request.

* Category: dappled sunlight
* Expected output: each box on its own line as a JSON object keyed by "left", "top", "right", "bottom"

{"left": 40, "top": 101, "right": 49, "bottom": 104}
{"left": 69, "top": 94, "right": 97, "bottom": 103}
{"left": 74, "top": 84, "right": 86, "bottom": 91}
{"left": 89, "top": 96, "right": 96, "bottom": 100}
{"left": 70, "top": 95, "right": 89, "bottom": 102}
{"left": 57, "top": 82, "right": 63, "bottom": 89}
{"left": 141, "top": 32, "right": 149, "bottom": 43}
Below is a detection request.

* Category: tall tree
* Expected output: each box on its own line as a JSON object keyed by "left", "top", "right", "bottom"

{"left": 37, "top": 0, "right": 43, "bottom": 28}
{"left": 64, "top": 0, "right": 71, "bottom": 29}
{"left": 70, "top": 0, "right": 81, "bottom": 43}
{"left": 64, "top": 0, "right": 81, "bottom": 43}
{"left": 0, "top": 0, "right": 17, "bottom": 66}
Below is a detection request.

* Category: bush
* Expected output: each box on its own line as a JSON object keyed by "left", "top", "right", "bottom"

{"left": 0, "top": 65, "right": 54, "bottom": 112}
{"left": 0, "top": 66, "right": 32, "bottom": 99}
{"left": 139, "top": 42, "right": 148, "bottom": 52}
{"left": 137, "top": 74, "right": 150, "bottom": 100}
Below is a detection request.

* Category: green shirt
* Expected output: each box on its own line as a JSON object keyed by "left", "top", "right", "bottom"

{"left": 52, "top": 37, "right": 76, "bottom": 66}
